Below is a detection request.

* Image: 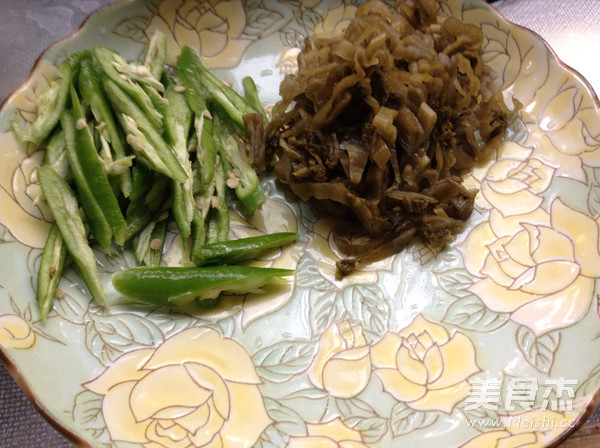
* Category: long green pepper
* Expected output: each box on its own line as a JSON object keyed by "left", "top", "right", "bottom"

{"left": 112, "top": 265, "right": 294, "bottom": 307}
{"left": 37, "top": 166, "right": 109, "bottom": 308}
{"left": 69, "top": 84, "right": 127, "bottom": 246}
{"left": 36, "top": 223, "right": 68, "bottom": 321}
{"left": 78, "top": 57, "right": 133, "bottom": 197}
{"left": 61, "top": 108, "right": 113, "bottom": 250}
{"left": 102, "top": 77, "right": 187, "bottom": 183}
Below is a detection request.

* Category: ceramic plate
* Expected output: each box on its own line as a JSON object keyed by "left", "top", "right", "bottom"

{"left": 2, "top": 0, "right": 600, "bottom": 447}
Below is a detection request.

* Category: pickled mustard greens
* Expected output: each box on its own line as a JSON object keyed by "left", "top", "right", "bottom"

{"left": 266, "top": 0, "right": 518, "bottom": 275}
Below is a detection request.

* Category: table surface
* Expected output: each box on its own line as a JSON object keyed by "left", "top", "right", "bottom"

{"left": 1, "top": 0, "right": 600, "bottom": 447}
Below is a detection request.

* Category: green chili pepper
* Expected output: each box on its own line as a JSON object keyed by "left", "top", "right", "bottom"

{"left": 176, "top": 50, "right": 216, "bottom": 192}
{"left": 177, "top": 45, "right": 258, "bottom": 131}
{"left": 12, "top": 59, "right": 73, "bottom": 145}
{"left": 43, "top": 129, "right": 72, "bottom": 183}
{"left": 165, "top": 84, "right": 194, "bottom": 247}
{"left": 129, "top": 164, "right": 154, "bottom": 202}
{"left": 144, "top": 31, "right": 167, "bottom": 80}
{"left": 132, "top": 217, "right": 167, "bottom": 267}
{"left": 196, "top": 113, "right": 218, "bottom": 190}
{"left": 112, "top": 265, "right": 294, "bottom": 307}
{"left": 36, "top": 223, "right": 68, "bottom": 321}
{"left": 175, "top": 46, "right": 208, "bottom": 116}
{"left": 190, "top": 180, "right": 215, "bottom": 255}
{"left": 203, "top": 158, "right": 230, "bottom": 245}
{"left": 61, "top": 108, "right": 113, "bottom": 250}
{"left": 212, "top": 104, "right": 265, "bottom": 215}
{"left": 102, "top": 77, "right": 187, "bottom": 183}
{"left": 69, "top": 84, "right": 127, "bottom": 246}
{"left": 78, "top": 57, "right": 132, "bottom": 197}
{"left": 37, "top": 166, "right": 109, "bottom": 308}
{"left": 242, "top": 76, "right": 267, "bottom": 122}
{"left": 92, "top": 45, "right": 164, "bottom": 132}
{"left": 144, "top": 220, "right": 167, "bottom": 267}
{"left": 193, "top": 232, "right": 299, "bottom": 266}
{"left": 124, "top": 174, "right": 171, "bottom": 242}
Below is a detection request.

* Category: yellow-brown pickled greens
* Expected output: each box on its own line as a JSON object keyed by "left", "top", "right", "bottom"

{"left": 265, "top": 0, "right": 515, "bottom": 271}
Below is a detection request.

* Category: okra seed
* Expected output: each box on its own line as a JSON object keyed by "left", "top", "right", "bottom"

{"left": 173, "top": 85, "right": 186, "bottom": 92}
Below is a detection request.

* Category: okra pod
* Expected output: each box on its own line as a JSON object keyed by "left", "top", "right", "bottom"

{"left": 112, "top": 265, "right": 294, "bottom": 307}
{"left": 37, "top": 166, "right": 109, "bottom": 308}
{"left": 36, "top": 223, "right": 68, "bottom": 321}
{"left": 193, "top": 232, "right": 299, "bottom": 266}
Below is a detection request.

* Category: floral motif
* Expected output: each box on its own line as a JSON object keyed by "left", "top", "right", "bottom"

{"left": 459, "top": 198, "right": 600, "bottom": 335}
{"left": 0, "top": 61, "right": 60, "bottom": 248}
{"left": 0, "top": 314, "right": 36, "bottom": 349}
{"left": 84, "top": 327, "right": 271, "bottom": 448}
{"left": 277, "top": 47, "right": 302, "bottom": 75}
{"left": 464, "top": 143, "right": 556, "bottom": 217}
{"left": 285, "top": 418, "right": 369, "bottom": 448}
{"left": 371, "top": 315, "right": 479, "bottom": 413}
{"left": 308, "top": 320, "right": 371, "bottom": 398}
{"left": 304, "top": 216, "right": 393, "bottom": 286}
{"left": 312, "top": 3, "right": 358, "bottom": 39}
{"left": 226, "top": 196, "right": 303, "bottom": 326}
{"left": 459, "top": 409, "right": 578, "bottom": 448}
{"left": 145, "top": 0, "right": 253, "bottom": 69}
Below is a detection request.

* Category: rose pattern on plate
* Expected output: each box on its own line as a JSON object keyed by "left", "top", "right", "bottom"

{"left": 371, "top": 315, "right": 480, "bottom": 414}
{"left": 458, "top": 198, "right": 600, "bottom": 335}
{"left": 84, "top": 327, "right": 271, "bottom": 448}
{"left": 285, "top": 418, "right": 370, "bottom": 448}
{"left": 308, "top": 320, "right": 371, "bottom": 399}
{"left": 145, "top": 0, "right": 252, "bottom": 69}
{"left": 0, "top": 314, "right": 36, "bottom": 350}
